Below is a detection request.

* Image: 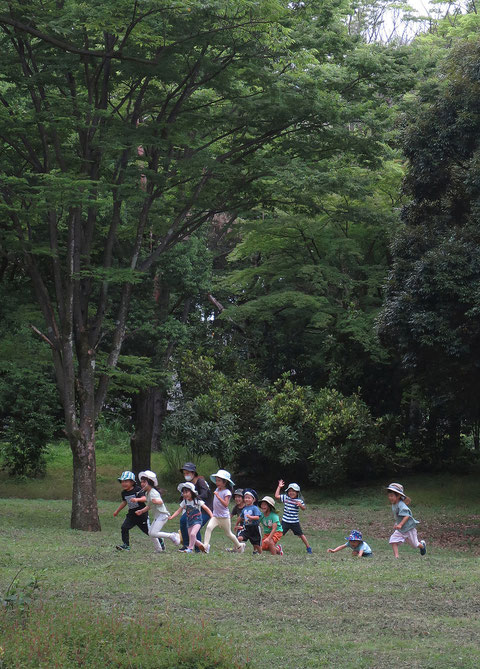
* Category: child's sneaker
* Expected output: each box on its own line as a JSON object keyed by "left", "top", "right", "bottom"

{"left": 170, "top": 532, "right": 181, "bottom": 546}
{"left": 205, "top": 544, "right": 210, "bottom": 554}
{"left": 178, "top": 546, "right": 189, "bottom": 552}
{"left": 306, "top": 546, "right": 313, "bottom": 554}
{"left": 115, "top": 544, "right": 130, "bottom": 551}
{"left": 236, "top": 543, "right": 246, "bottom": 554}
{"left": 419, "top": 540, "right": 427, "bottom": 556}
{"left": 277, "top": 544, "right": 283, "bottom": 556}
{"left": 159, "top": 538, "right": 166, "bottom": 551}
{"left": 252, "top": 550, "right": 261, "bottom": 555}
{"left": 184, "top": 548, "right": 193, "bottom": 553}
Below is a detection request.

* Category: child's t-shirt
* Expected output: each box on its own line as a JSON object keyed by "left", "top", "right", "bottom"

{"left": 231, "top": 503, "right": 245, "bottom": 517}
{"left": 279, "top": 494, "right": 304, "bottom": 524}
{"left": 212, "top": 488, "right": 232, "bottom": 518}
{"left": 121, "top": 485, "right": 146, "bottom": 516}
{"left": 146, "top": 488, "right": 169, "bottom": 519}
{"left": 240, "top": 504, "right": 262, "bottom": 526}
{"left": 345, "top": 540, "right": 372, "bottom": 555}
{"left": 260, "top": 511, "right": 283, "bottom": 535}
{"left": 392, "top": 500, "right": 419, "bottom": 533}
{"left": 180, "top": 498, "right": 205, "bottom": 525}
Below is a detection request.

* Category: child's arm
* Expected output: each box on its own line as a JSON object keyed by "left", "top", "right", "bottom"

{"left": 275, "top": 479, "right": 284, "bottom": 500}
{"left": 394, "top": 515, "right": 409, "bottom": 530}
{"left": 169, "top": 506, "right": 183, "bottom": 520}
{"left": 245, "top": 513, "right": 260, "bottom": 521}
{"left": 131, "top": 495, "right": 147, "bottom": 504}
{"left": 356, "top": 548, "right": 365, "bottom": 557}
{"left": 113, "top": 501, "right": 127, "bottom": 517}
{"left": 327, "top": 544, "right": 347, "bottom": 554}
{"left": 296, "top": 500, "right": 306, "bottom": 510}
{"left": 213, "top": 491, "right": 231, "bottom": 508}
{"left": 202, "top": 505, "right": 213, "bottom": 518}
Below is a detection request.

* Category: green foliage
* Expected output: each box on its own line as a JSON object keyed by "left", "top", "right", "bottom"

{"left": 1, "top": 570, "right": 40, "bottom": 621}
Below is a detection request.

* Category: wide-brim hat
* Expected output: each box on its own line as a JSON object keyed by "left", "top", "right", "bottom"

{"left": 179, "top": 462, "right": 197, "bottom": 474}
{"left": 138, "top": 470, "right": 158, "bottom": 487}
{"left": 386, "top": 482, "right": 406, "bottom": 499}
{"left": 345, "top": 530, "right": 363, "bottom": 542}
{"left": 210, "top": 469, "right": 234, "bottom": 487}
{"left": 118, "top": 470, "right": 135, "bottom": 482}
{"left": 177, "top": 482, "right": 198, "bottom": 496}
{"left": 260, "top": 496, "right": 276, "bottom": 510}
{"left": 242, "top": 487, "right": 258, "bottom": 502}
{"left": 285, "top": 483, "right": 301, "bottom": 493}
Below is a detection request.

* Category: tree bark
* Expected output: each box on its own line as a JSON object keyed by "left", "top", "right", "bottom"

{"left": 69, "top": 427, "right": 100, "bottom": 531}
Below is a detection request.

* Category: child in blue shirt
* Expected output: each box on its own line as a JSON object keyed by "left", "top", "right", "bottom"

{"left": 237, "top": 488, "right": 262, "bottom": 554}
{"left": 387, "top": 482, "right": 426, "bottom": 558}
{"left": 328, "top": 530, "right": 372, "bottom": 557}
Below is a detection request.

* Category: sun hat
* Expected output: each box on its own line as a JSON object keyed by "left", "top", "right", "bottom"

{"left": 345, "top": 530, "right": 363, "bottom": 542}
{"left": 118, "top": 471, "right": 136, "bottom": 482}
{"left": 177, "top": 482, "right": 198, "bottom": 496}
{"left": 242, "top": 487, "right": 258, "bottom": 502}
{"left": 285, "top": 483, "right": 301, "bottom": 493}
{"left": 260, "top": 496, "right": 276, "bottom": 510}
{"left": 138, "top": 470, "right": 158, "bottom": 487}
{"left": 210, "top": 469, "right": 234, "bottom": 487}
{"left": 179, "top": 462, "right": 197, "bottom": 474}
{"left": 386, "top": 482, "right": 406, "bottom": 499}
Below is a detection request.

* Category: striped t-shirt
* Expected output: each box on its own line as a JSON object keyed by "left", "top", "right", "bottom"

{"left": 280, "top": 494, "right": 304, "bottom": 524}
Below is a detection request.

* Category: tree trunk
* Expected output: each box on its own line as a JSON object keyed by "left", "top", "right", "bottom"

{"left": 130, "top": 387, "right": 169, "bottom": 474}
{"left": 69, "top": 429, "right": 101, "bottom": 531}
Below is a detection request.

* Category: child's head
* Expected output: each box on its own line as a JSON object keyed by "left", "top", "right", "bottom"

{"left": 386, "top": 482, "right": 407, "bottom": 505}
{"left": 285, "top": 483, "right": 301, "bottom": 499}
{"left": 138, "top": 470, "right": 158, "bottom": 489}
{"left": 234, "top": 489, "right": 245, "bottom": 506}
{"left": 210, "top": 469, "right": 234, "bottom": 491}
{"left": 259, "top": 496, "right": 276, "bottom": 515}
{"left": 242, "top": 488, "right": 258, "bottom": 506}
{"left": 177, "top": 482, "right": 197, "bottom": 501}
{"left": 345, "top": 530, "right": 363, "bottom": 548}
{"left": 118, "top": 471, "right": 136, "bottom": 490}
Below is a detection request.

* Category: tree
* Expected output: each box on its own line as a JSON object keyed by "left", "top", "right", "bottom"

{"left": 1, "top": 0, "right": 388, "bottom": 528}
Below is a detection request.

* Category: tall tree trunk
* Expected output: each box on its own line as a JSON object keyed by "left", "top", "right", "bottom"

{"left": 69, "top": 428, "right": 100, "bottom": 531}
{"left": 130, "top": 387, "right": 169, "bottom": 474}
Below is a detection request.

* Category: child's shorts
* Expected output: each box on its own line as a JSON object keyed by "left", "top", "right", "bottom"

{"left": 239, "top": 525, "right": 261, "bottom": 546}
{"left": 282, "top": 521, "right": 303, "bottom": 536}
{"left": 389, "top": 528, "right": 419, "bottom": 547}
{"left": 262, "top": 531, "right": 283, "bottom": 550}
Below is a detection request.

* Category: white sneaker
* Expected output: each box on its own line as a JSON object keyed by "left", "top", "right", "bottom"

{"left": 205, "top": 543, "right": 210, "bottom": 554}
{"left": 170, "top": 532, "right": 181, "bottom": 545}
{"left": 237, "top": 543, "right": 246, "bottom": 553}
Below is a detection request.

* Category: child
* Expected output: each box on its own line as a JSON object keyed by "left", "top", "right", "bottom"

{"left": 168, "top": 482, "right": 213, "bottom": 553}
{"left": 133, "top": 470, "right": 180, "bottom": 553}
{"left": 275, "top": 480, "right": 312, "bottom": 554}
{"left": 238, "top": 488, "right": 262, "bottom": 554}
{"left": 178, "top": 462, "right": 213, "bottom": 552}
{"left": 327, "top": 530, "right": 372, "bottom": 557}
{"left": 259, "top": 496, "right": 283, "bottom": 556}
{"left": 113, "top": 471, "right": 150, "bottom": 551}
{"left": 203, "top": 469, "right": 245, "bottom": 553}
{"left": 386, "top": 482, "right": 427, "bottom": 558}
{"left": 232, "top": 488, "right": 245, "bottom": 537}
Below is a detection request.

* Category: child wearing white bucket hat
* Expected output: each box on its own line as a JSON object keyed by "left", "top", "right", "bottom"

{"left": 386, "top": 483, "right": 427, "bottom": 558}
{"left": 168, "top": 483, "right": 213, "bottom": 553}
{"left": 275, "top": 480, "right": 312, "bottom": 554}
{"left": 203, "top": 469, "right": 245, "bottom": 554}
{"left": 132, "top": 471, "right": 180, "bottom": 552}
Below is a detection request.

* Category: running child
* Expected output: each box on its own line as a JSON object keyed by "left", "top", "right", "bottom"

{"left": 386, "top": 482, "right": 427, "bottom": 558}
{"left": 275, "top": 480, "right": 312, "bottom": 554}
{"left": 327, "top": 530, "right": 372, "bottom": 557}
{"left": 113, "top": 471, "right": 149, "bottom": 551}
{"left": 168, "top": 482, "right": 213, "bottom": 553}
{"left": 238, "top": 488, "right": 262, "bottom": 554}
{"left": 133, "top": 470, "right": 180, "bottom": 552}
{"left": 259, "top": 496, "right": 283, "bottom": 556}
{"left": 203, "top": 469, "right": 245, "bottom": 554}
{"left": 232, "top": 488, "right": 245, "bottom": 537}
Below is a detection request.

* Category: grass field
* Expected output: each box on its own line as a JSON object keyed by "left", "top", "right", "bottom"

{"left": 1, "top": 443, "right": 479, "bottom": 667}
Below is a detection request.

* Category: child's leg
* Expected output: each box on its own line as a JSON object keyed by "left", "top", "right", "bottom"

{"left": 187, "top": 523, "right": 201, "bottom": 550}
{"left": 203, "top": 516, "right": 220, "bottom": 547}
{"left": 391, "top": 542, "right": 400, "bottom": 558}
{"left": 217, "top": 517, "right": 241, "bottom": 548}
{"left": 149, "top": 515, "right": 178, "bottom": 542}
{"left": 299, "top": 534, "right": 310, "bottom": 549}
{"left": 121, "top": 516, "right": 136, "bottom": 546}
{"left": 179, "top": 513, "right": 189, "bottom": 547}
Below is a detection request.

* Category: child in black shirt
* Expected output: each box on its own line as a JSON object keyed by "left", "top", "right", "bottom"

{"left": 114, "top": 471, "right": 151, "bottom": 551}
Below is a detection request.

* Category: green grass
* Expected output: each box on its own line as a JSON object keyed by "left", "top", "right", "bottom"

{"left": 1, "top": 462, "right": 479, "bottom": 667}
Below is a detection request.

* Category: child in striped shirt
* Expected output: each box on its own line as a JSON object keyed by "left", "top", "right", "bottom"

{"left": 275, "top": 480, "right": 312, "bottom": 554}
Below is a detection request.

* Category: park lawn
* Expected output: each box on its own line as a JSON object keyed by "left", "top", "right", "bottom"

{"left": 1, "top": 478, "right": 479, "bottom": 668}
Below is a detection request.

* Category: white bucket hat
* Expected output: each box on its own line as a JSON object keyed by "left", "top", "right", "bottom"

{"left": 138, "top": 470, "right": 158, "bottom": 487}
{"left": 260, "top": 496, "right": 276, "bottom": 510}
{"left": 210, "top": 469, "right": 234, "bottom": 487}
{"left": 386, "top": 482, "right": 406, "bottom": 499}
{"left": 177, "top": 482, "right": 198, "bottom": 495}
{"left": 285, "top": 483, "right": 301, "bottom": 493}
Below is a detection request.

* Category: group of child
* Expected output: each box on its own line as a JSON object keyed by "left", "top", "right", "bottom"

{"left": 114, "top": 466, "right": 427, "bottom": 559}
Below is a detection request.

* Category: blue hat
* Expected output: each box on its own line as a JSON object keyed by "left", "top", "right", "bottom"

{"left": 242, "top": 488, "right": 258, "bottom": 502}
{"left": 118, "top": 471, "right": 136, "bottom": 482}
{"left": 345, "top": 530, "right": 363, "bottom": 542}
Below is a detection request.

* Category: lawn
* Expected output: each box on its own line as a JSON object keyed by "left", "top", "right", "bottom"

{"left": 0, "top": 445, "right": 479, "bottom": 667}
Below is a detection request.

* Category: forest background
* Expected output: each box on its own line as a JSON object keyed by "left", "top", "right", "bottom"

{"left": 1, "top": 0, "right": 480, "bottom": 531}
